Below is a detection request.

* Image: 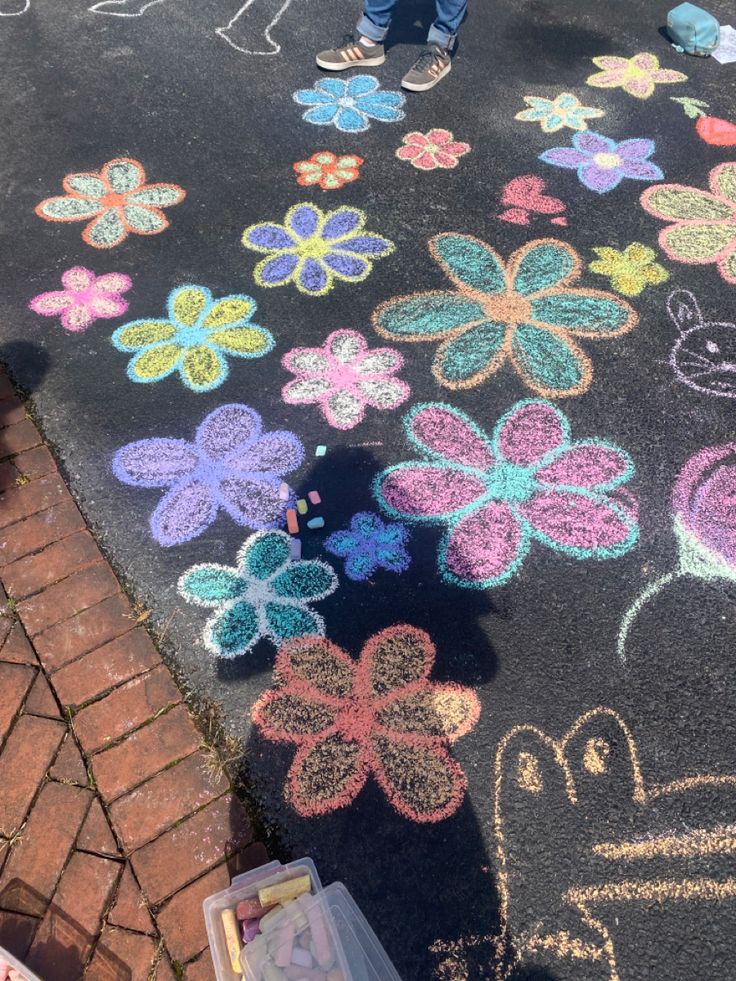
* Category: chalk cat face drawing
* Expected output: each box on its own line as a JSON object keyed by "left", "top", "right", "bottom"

{"left": 668, "top": 289, "right": 736, "bottom": 399}
{"left": 494, "top": 707, "right": 736, "bottom": 980}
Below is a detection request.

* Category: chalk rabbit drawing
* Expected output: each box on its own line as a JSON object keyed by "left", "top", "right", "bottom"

{"left": 668, "top": 289, "right": 736, "bottom": 399}
{"left": 494, "top": 707, "right": 736, "bottom": 980}
{"left": 2, "top": 0, "right": 300, "bottom": 56}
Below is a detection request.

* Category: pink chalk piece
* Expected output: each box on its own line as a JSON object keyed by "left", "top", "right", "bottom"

{"left": 307, "top": 904, "right": 333, "bottom": 970}
{"left": 410, "top": 405, "right": 494, "bottom": 469}
{"left": 445, "top": 501, "right": 523, "bottom": 582}
{"left": 275, "top": 920, "right": 296, "bottom": 968}
{"left": 536, "top": 444, "right": 629, "bottom": 489}
{"left": 498, "top": 207, "right": 531, "bottom": 225}
{"left": 279, "top": 482, "right": 290, "bottom": 501}
{"left": 495, "top": 402, "right": 566, "bottom": 466}
{"left": 308, "top": 491, "right": 321, "bottom": 505}
{"left": 381, "top": 466, "right": 486, "bottom": 519}
{"left": 517, "top": 489, "right": 633, "bottom": 550}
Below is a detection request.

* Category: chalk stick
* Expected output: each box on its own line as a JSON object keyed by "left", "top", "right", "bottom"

{"left": 308, "top": 491, "right": 321, "bottom": 505}
{"left": 242, "top": 917, "right": 261, "bottom": 944}
{"left": 306, "top": 517, "right": 324, "bottom": 530}
{"left": 263, "top": 963, "right": 288, "bottom": 981}
{"left": 289, "top": 538, "right": 302, "bottom": 561}
{"left": 307, "top": 905, "right": 333, "bottom": 970}
{"left": 278, "top": 482, "right": 290, "bottom": 501}
{"left": 291, "top": 947, "right": 313, "bottom": 969}
{"left": 236, "top": 896, "right": 274, "bottom": 920}
{"left": 286, "top": 509, "right": 299, "bottom": 534}
{"left": 275, "top": 921, "right": 296, "bottom": 968}
{"left": 259, "top": 874, "right": 311, "bottom": 907}
{"left": 221, "top": 909, "right": 243, "bottom": 974}
{"left": 315, "top": 445, "right": 326, "bottom": 457}
{"left": 283, "top": 966, "right": 327, "bottom": 981}
{"left": 296, "top": 499, "right": 308, "bottom": 515}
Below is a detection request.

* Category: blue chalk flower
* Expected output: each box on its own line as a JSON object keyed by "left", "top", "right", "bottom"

{"left": 324, "top": 511, "right": 411, "bottom": 581}
{"left": 178, "top": 530, "right": 338, "bottom": 658}
{"left": 293, "top": 75, "right": 406, "bottom": 133}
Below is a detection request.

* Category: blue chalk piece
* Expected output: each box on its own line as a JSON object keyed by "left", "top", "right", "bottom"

{"left": 307, "top": 517, "right": 325, "bottom": 530}
{"left": 315, "top": 445, "right": 327, "bottom": 457}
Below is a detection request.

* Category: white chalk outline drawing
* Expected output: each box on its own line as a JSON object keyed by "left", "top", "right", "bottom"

{"left": 668, "top": 289, "right": 736, "bottom": 400}
{"left": 216, "top": 0, "right": 297, "bottom": 55}
{"left": 0, "top": 0, "right": 31, "bottom": 16}
{"left": 88, "top": 0, "right": 169, "bottom": 16}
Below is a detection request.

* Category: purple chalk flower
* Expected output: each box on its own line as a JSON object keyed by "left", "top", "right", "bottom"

{"left": 113, "top": 404, "right": 304, "bottom": 546}
{"left": 540, "top": 132, "right": 663, "bottom": 194}
{"left": 324, "top": 512, "right": 411, "bottom": 580}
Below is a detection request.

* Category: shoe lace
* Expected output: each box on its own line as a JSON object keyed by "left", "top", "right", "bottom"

{"left": 412, "top": 48, "right": 442, "bottom": 72}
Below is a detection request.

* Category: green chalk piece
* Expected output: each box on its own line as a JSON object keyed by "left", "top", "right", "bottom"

{"left": 307, "top": 517, "right": 325, "bottom": 530}
{"left": 296, "top": 499, "right": 308, "bottom": 515}
{"left": 315, "top": 445, "right": 327, "bottom": 457}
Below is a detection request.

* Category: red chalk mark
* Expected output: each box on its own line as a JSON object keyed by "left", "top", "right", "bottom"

{"left": 550, "top": 216, "right": 568, "bottom": 226}
{"left": 499, "top": 175, "right": 567, "bottom": 227}
{"left": 499, "top": 207, "right": 531, "bottom": 225}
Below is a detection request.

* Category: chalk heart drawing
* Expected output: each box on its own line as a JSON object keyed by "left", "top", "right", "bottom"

{"left": 281, "top": 329, "right": 410, "bottom": 430}
{"left": 111, "top": 284, "right": 274, "bottom": 393}
{"left": 586, "top": 52, "right": 687, "bottom": 99}
{"left": 640, "top": 162, "right": 736, "bottom": 285}
{"left": 617, "top": 442, "right": 736, "bottom": 661}
{"left": 494, "top": 707, "right": 736, "bottom": 981}
{"left": 668, "top": 290, "right": 736, "bottom": 399}
{"left": 112, "top": 404, "right": 304, "bottom": 546}
{"left": 242, "top": 203, "right": 394, "bottom": 297}
{"left": 588, "top": 243, "right": 668, "bottom": 298}
{"left": 373, "top": 400, "right": 639, "bottom": 590}
{"left": 293, "top": 75, "right": 406, "bottom": 133}
{"left": 498, "top": 175, "right": 568, "bottom": 227}
{"left": 324, "top": 512, "right": 411, "bottom": 581}
{"left": 28, "top": 267, "right": 132, "bottom": 333}
{"left": 35, "top": 158, "right": 185, "bottom": 249}
{"left": 251, "top": 625, "right": 480, "bottom": 822}
{"left": 178, "top": 530, "right": 337, "bottom": 658}
{"left": 372, "top": 235, "right": 637, "bottom": 397}
{"left": 515, "top": 92, "right": 604, "bottom": 133}
{"left": 540, "top": 132, "right": 663, "bottom": 195}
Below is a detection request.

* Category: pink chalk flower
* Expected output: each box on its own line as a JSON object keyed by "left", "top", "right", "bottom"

{"left": 375, "top": 400, "right": 638, "bottom": 589}
{"left": 281, "top": 329, "right": 410, "bottom": 430}
{"left": 29, "top": 266, "right": 132, "bottom": 332}
{"left": 252, "top": 625, "right": 480, "bottom": 822}
{"left": 395, "top": 129, "right": 471, "bottom": 171}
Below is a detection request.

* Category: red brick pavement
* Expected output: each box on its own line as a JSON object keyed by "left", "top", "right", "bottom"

{"left": 0, "top": 372, "right": 266, "bottom": 979}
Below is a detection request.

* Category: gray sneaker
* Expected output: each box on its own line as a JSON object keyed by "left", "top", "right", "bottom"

{"left": 401, "top": 45, "right": 451, "bottom": 91}
{"left": 316, "top": 34, "right": 386, "bottom": 71}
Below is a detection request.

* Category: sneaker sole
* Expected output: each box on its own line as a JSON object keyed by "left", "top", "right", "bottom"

{"left": 316, "top": 53, "right": 386, "bottom": 70}
{"left": 401, "top": 60, "right": 451, "bottom": 91}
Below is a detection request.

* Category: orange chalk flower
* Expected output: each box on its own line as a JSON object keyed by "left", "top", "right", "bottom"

{"left": 293, "top": 151, "right": 363, "bottom": 190}
{"left": 35, "top": 157, "right": 186, "bottom": 249}
{"left": 586, "top": 53, "right": 687, "bottom": 100}
{"left": 252, "top": 626, "right": 480, "bottom": 822}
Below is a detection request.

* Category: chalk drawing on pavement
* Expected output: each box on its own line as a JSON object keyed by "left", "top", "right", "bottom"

{"left": 494, "top": 706, "right": 736, "bottom": 980}
{"left": 217, "top": 0, "right": 298, "bottom": 55}
{"left": 0, "top": 0, "right": 29, "bottom": 16}
{"left": 89, "top": 0, "right": 168, "bottom": 15}
{"left": 668, "top": 290, "right": 736, "bottom": 399}
{"left": 497, "top": 175, "right": 568, "bottom": 227}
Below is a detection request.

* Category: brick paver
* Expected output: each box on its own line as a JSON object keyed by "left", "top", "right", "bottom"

{"left": 0, "top": 371, "right": 267, "bottom": 978}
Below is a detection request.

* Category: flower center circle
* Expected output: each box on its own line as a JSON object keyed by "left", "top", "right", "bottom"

{"left": 101, "top": 192, "right": 127, "bottom": 208}
{"left": 482, "top": 290, "right": 532, "bottom": 325}
{"left": 339, "top": 97, "right": 356, "bottom": 109}
{"left": 299, "top": 234, "right": 330, "bottom": 260}
{"left": 485, "top": 461, "right": 537, "bottom": 503}
{"left": 335, "top": 698, "right": 375, "bottom": 740}
{"left": 593, "top": 152, "right": 622, "bottom": 170}
{"left": 176, "top": 325, "right": 207, "bottom": 347}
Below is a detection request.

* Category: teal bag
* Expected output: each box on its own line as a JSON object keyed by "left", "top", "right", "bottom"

{"left": 667, "top": 2, "right": 720, "bottom": 56}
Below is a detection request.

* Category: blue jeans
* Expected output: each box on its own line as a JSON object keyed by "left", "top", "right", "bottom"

{"left": 357, "top": 0, "right": 467, "bottom": 49}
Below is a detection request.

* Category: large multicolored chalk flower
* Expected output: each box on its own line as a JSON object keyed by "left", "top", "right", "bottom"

{"left": 111, "top": 285, "right": 274, "bottom": 392}
{"left": 293, "top": 75, "right": 405, "bottom": 133}
{"left": 373, "top": 236, "right": 637, "bottom": 397}
{"left": 281, "top": 329, "right": 409, "bottom": 430}
{"left": 178, "top": 530, "right": 338, "bottom": 658}
{"left": 35, "top": 157, "right": 185, "bottom": 249}
{"left": 374, "top": 401, "right": 639, "bottom": 589}
{"left": 242, "top": 203, "right": 394, "bottom": 296}
{"left": 586, "top": 53, "right": 687, "bottom": 100}
{"left": 112, "top": 404, "right": 304, "bottom": 546}
{"left": 251, "top": 626, "right": 480, "bottom": 821}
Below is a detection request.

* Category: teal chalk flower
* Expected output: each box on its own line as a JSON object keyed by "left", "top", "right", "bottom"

{"left": 177, "top": 530, "right": 338, "bottom": 658}
{"left": 515, "top": 92, "right": 604, "bottom": 133}
{"left": 111, "top": 284, "right": 274, "bottom": 392}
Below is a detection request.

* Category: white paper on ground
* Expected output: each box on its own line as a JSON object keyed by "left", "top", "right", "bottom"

{"left": 713, "top": 25, "right": 736, "bottom": 64}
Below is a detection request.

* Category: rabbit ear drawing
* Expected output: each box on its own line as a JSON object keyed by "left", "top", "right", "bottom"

{"left": 667, "top": 290, "right": 704, "bottom": 335}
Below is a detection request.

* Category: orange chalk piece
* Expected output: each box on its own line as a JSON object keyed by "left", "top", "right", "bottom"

{"left": 220, "top": 908, "right": 243, "bottom": 974}
{"left": 308, "top": 491, "right": 321, "bottom": 505}
{"left": 259, "top": 874, "right": 311, "bottom": 907}
{"left": 286, "top": 509, "right": 299, "bottom": 534}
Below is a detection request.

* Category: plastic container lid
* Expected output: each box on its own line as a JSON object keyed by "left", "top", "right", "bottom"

{"left": 241, "top": 882, "right": 401, "bottom": 981}
{"left": 0, "top": 944, "right": 42, "bottom": 981}
{"left": 203, "top": 858, "right": 322, "bottom": 981}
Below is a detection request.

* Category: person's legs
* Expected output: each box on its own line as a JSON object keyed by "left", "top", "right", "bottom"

{"left": 427, "top": 0, "right": 468, "bottom": 49}
{"left": 356, "top": 0, "right": 399, "bottom": 43}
